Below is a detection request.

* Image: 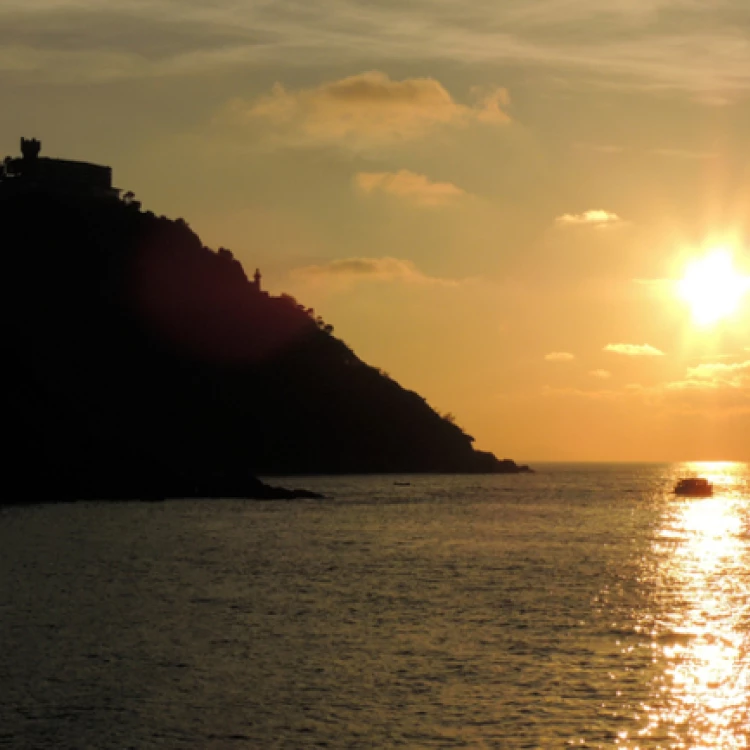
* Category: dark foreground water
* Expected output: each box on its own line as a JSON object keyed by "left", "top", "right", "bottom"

{"left": 1, "top": 463, "right": 749, "bottom": 749}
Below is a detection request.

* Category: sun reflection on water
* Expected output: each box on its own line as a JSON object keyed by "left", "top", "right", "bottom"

{"left": 624, "top": 463, "right": 750, "bottom": 749}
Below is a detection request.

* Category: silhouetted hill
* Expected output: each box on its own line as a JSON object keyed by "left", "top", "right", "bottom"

{"left": 1, "top": 190, "right": 530, "bottom": 501}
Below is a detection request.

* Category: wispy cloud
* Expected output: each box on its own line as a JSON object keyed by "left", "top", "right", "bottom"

{"left": 604, "top": 343, "right": 665, "bottom": 356}
{"left": 698, "top": 352, "right": 735, "bottom": 360}
{"left": 660, "top": 360, "right": 750, "bottom": 414}
{"left": 294, "top": 256, "right": 459, "bottom": 286}
{"left": 686, "top": 359, "right": 750, "bottom": 385}
{"left": 0, "top": 8, "right": 260, "bottom": 61}
{"left": 544, "top": 351, "right": 575, "bottom": 362}
{"left": 355, "top": 170, "right": 467, "bottom": 207}
{"left": 219, "top": 72, "right": 510, "bottom": 151}
{"left": 6, "top": 1, "right": 750, "bottom": 97}
{"left": 539, "top": 352, "right": 750, "bottom": 416}
{"left": 555, "top": 209, "right": 623, "bottom": 227}
{"left": 590, "top": 369, "right": 612, "bottom": 378}
{"left": 0, "top": 6, "right": 272, "bottom": 82}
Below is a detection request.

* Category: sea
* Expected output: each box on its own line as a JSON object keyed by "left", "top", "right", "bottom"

{"left": 1, "top": 462, "right": 749, "bottom": 749}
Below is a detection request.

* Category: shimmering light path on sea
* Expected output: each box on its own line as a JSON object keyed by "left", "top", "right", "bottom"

{"left": 1, "top": 463, "right": 748, "bottom": 748}
{"left": 619, "top": 462, "right": 750, "bottom": 749}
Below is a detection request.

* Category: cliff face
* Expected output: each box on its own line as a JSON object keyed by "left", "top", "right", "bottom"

{"left": 2, "top": 191, "right": 529, "bottom": 499}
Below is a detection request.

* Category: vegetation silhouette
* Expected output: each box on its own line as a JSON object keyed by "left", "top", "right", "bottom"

{"left": 1, "top": 156, "right": 530, "bottom": 501}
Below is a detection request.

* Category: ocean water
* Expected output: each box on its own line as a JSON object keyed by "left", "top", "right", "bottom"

{"left": 1, "top": 463, "right": 749, "bottom": 749}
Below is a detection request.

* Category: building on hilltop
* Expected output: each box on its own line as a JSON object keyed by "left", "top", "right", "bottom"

{"left": 0, "top": 137, "right": 121, "bottom": 200}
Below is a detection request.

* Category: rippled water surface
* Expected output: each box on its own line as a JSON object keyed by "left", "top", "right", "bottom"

{"left": 1, "top": 463, "right": 749, "bottom": 748}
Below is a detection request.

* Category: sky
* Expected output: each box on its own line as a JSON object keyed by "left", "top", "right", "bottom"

{"left": 2, "top": 0, "right": 750, "bottom": 461}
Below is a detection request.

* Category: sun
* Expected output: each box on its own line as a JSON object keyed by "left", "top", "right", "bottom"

{"left": 678, "top": 248, "right": 750, "bottom": 326}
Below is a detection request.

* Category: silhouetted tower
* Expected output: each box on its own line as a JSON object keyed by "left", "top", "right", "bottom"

{"left": 20, "top": 137, "right": 41, "bottom": 160}
{"left": 254, "top": 268, "right": 262, "bottom": 292}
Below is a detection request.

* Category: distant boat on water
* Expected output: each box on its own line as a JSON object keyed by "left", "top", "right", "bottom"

{"left": 674, "top": 477, "right": 713, "bottom": 497}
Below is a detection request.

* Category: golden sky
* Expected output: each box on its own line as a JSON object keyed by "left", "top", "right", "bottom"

{"left": 3, "top": 0, "right": 749, "bottom": 461}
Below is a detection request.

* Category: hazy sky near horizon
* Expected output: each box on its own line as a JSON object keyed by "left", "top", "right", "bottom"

{"left": 3, "top": 0, "right": 750, "bottom": 461}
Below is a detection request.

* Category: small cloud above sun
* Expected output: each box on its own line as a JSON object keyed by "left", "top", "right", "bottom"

{"left": 678, "top": 248, "right": 750, "bottom": 326}
{"left": 604, "top": 343, "right": 665, "bottom": 356}
{"left": 555, "top": 209, "right": 622, "bottom": 227}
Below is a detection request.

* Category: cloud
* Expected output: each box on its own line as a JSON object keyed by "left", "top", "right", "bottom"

{"left": 660, "top": 360, "right": 750, "bottom": 414}
{"left": 354, "top": 170, "right": 467, "bottom": 207}
{"left": 664, "top": 379, "right": 722, "bottom": 392}
{"left": 537, "top": 352, "right": 750, "bottom": 419}
{"left": 0, "top": 7, "right": 274, "bottom": 83}
{"left": 590, "top": 369, "right": 612, "bottom": 379}
{"left": 538, "top": 354, "right": 750, "bottom": 417}
{"left": 7, "top": 1, "right": 750, "bottom": 98}
{"left": 555, "top": 209, "right": 623, "bottom": 227}
{"left": 468, "top": 85, "right": 512, "bottom": 124}
{"left": 294, "top": 256, "right": 458, "bottom": 286}
{"left": 0, "top": 8, "right": 260, "bottom": 61}
{"left": 219, "top": 71, "right": 510, "bottom": 150}
{"left": 604, "top": 343, "right": 665, "bottom": 356}
{"left": 545, "top": 351, "right": 575, "bottom": 362}
{"left": 686, "top": 360, "right": 750, "bottom": 386}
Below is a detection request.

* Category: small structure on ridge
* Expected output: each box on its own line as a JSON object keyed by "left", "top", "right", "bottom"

{"left": 0, "top": 137, "right": 120, "bottom": 201}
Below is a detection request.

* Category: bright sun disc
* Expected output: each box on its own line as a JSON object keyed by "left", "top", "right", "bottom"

{"left": 678, "top": 249, "right": 750, "bottom": 326}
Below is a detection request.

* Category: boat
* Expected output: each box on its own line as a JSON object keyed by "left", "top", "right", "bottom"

{"left": 674, "top": 477, "right": 713, "bottom": 497}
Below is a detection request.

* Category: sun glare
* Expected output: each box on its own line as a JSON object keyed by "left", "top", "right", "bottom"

{"left": 678, "top": 249, "right": 750, "bottom": 326}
